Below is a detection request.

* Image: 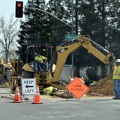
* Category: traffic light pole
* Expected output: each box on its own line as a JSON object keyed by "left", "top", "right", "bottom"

{"left": 31, "top": 8, "right": 72, "bottom": 28}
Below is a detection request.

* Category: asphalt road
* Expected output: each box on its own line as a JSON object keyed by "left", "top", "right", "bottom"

{"left": 0, "top": 88, "right": 120, "bottom": 120}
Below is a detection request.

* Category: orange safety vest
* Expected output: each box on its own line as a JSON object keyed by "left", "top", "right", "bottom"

{"left": 113, "top": 66, "right": 120, "bottom": 80}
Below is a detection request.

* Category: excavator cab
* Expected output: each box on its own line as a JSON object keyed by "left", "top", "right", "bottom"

{"left": 25, "top": 44, "right": 53, "bottom": 71}
{"left": 11, "top": 44, "right": 53, "bottom": 93}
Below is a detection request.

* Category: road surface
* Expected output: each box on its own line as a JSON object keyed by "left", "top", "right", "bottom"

{"left": 0, "top": 88, "right": 120, "bottom": 120}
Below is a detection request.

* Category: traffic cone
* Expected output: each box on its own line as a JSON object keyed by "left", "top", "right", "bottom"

{"left": 32, "top": 85, "right": 43, "bottom": 104}
{"left": 79, "top": 76, "right": 85, "bottom": 83}
{"left": 13, "top": 84, "right": 21, "bottom": 103}
{"left": 70, "top": 76, "right": 74, "bottom": 83}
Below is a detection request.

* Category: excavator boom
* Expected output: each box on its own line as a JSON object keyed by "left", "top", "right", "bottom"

{"left": 51, "top": 35, "right": 115, "bottom": 83}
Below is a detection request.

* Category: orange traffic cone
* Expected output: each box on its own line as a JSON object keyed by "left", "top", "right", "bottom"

{"left": 13, "top": 84, "right": 21, "bottom": 103}
{"left": 32, "top": 85, "right": 43, "bottom": 104}
{"left": 79, "top": 76, "right": 85, "bottom": 83}
{"left": 70, "top": 76, "right": 74, "bottom": 83}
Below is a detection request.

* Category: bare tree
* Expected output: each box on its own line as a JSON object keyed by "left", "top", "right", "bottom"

{"left": 0, "top": 14, "right": 19, "bottom": 63}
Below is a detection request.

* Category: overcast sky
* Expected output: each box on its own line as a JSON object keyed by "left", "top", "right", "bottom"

{"left": 0, "top": 0, "right": 28, "bottom": 56}
{"left": 0, "top": 0, "right": 28, "bottom": 22}
{"left": 0, "top": 0, "right": 50, "bottom": 23}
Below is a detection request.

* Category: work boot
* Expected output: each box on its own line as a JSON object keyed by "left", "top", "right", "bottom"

{"left": 113, "top": 97, "right": 120, "bottom": 100}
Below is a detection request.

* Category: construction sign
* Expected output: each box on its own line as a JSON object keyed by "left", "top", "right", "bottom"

{"left": 21, "top": 78, "right": 36, "bottom": 95}
{"left": 66, "top": 77, "right": 89, "bottom": 99}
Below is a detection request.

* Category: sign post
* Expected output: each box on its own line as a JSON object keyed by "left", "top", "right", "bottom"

{"left": 21, "top": 78, "right": 36, "bottom": 95}
{"left": 66, "top": 77, "right": 89, "bottom": 99}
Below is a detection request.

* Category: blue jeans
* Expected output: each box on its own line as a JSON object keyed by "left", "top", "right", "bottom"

{"left": 114, "top": 80, "right": 120, "bottom": 98}
{"left": 40, "top": 63, "right": 46, "bottom": 71}
{"left": 34, "top": 61, "right": 42, "bottom": 71}
{"left": 34, "top": 61, "right": 46, "bottom": 71}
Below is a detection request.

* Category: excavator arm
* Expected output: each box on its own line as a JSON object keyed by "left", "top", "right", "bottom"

{"left": 79, "top": 35, "right": 116, "bottom": 64}
{"left": 50, "top": 35, "right": 115, "bottom": 84}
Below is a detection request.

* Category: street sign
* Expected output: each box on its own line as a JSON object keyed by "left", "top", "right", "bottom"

{"left": 66, "top": 77, "right": 89, "bottom": 99}
{"left": 65, "top": 34, "right": 77, "bottom": 41}
{"left": 21, "top": 78, "right": 36, "bottom": 95}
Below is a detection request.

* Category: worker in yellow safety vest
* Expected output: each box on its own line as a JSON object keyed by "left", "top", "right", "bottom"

{"left": 113, "top": 59, "right": 120, "bottom": 99}
{"left": 35, "top": 53, "right": 47, "bottom": 71}
{"left": 43, "top": 86, "right": 58, "bottom": 95}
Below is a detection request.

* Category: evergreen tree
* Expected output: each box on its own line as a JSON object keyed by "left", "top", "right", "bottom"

{"left": 17, "top": 0, "right": 72, "bottom": 63}
{"left": 46, "top": 0, "right": 71, "bottom": 45}
{"left": 75, "top": 0, "right": 120, "bottom": 66}
{"left": 72, "top": 0, "right": 101, "bottom": 66}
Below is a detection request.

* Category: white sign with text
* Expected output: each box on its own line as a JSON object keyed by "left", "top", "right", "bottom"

{"left": 21, "top": 78, "right": 36, "bottom": 95}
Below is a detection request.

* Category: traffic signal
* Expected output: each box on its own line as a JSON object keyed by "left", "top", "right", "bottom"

{"left": 15, "top": 1, "right": 23, "bottom": 18}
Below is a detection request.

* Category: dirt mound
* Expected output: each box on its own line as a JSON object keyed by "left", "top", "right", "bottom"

{"left": 87, "top": 74, "right": 114, "bottom": 96}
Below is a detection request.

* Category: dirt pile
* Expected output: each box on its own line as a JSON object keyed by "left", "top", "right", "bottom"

{"left": 87, "top": 74, "right": 114, "bottom": 96}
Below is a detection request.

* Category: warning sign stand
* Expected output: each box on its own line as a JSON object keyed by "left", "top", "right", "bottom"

{"left": 66, "top": 77, "right": 89, "bottom": 99}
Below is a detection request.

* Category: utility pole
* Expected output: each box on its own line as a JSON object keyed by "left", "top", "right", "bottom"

{"left": 74, "top": 0, "right": 80, "bottom": 78}
{"left": 71, "top": 0, "right": 74, "bottom": 78}
{"left": 75, "top": 0, "right": 78, "bottom": 35}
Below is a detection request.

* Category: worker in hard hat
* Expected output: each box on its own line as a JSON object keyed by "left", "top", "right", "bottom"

{"left": 113, "top": 59, "right": 120, "bottom": 99}
{"left": 43, "top": 86, "right": 58, "bottom": 95}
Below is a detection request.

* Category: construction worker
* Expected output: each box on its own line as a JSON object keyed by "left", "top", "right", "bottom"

{"left": 35, "top": 53, "right": 47, "bottom": 71}
{"left": 43, "top": 86, "right": 57, "bottom": 95}
{"left": 113, "top": 59, "right": 120, "bottom": 99}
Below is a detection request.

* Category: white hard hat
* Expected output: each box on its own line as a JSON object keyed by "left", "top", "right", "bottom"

{"left": 53, "top": 88, "right": 58, "bottom": 91}
{"left": 116, "top": 59, "right": 120, "bottom": 63}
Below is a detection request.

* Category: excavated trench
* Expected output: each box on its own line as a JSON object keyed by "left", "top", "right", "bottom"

{"left": 87, "top": 74, "right": 114, "bottom": 96}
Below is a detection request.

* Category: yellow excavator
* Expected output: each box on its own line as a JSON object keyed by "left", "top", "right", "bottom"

{"left": 10, "top": 59, "right": 23, "bottom": 92}
{"left": 11, "top": 35, "right": 116, "bottom": 93}
{"left": 0, "top": 59, "right": 23, "bottom": 86}
{"left": 0, "top": 59, "right": 15, "bottom": 84}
